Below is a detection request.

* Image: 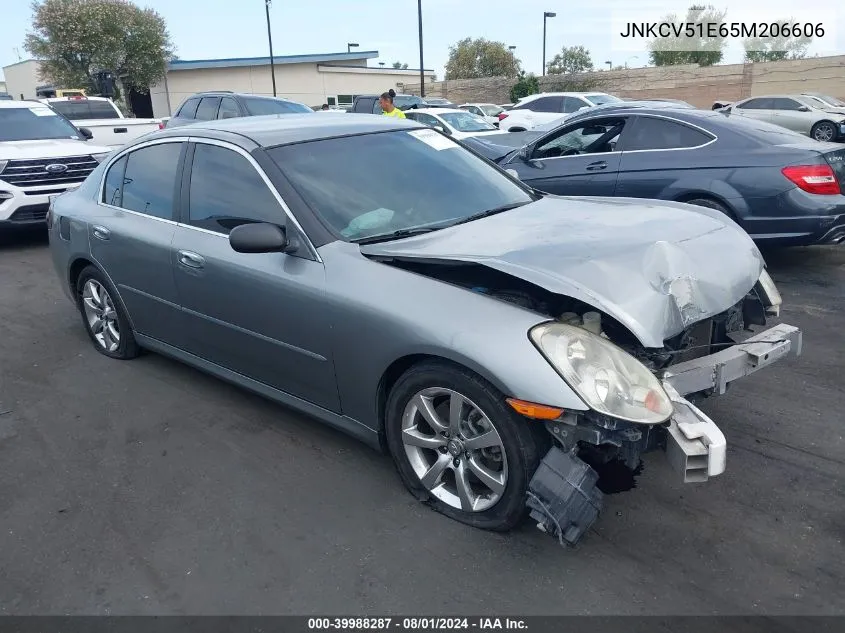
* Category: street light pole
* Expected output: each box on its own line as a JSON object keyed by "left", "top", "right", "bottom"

{"left": 264, "top": 0, "right": 277, "bottom": 96}
{"left": 542, "top": 12, "right": 556, "bottom": 76}
{"left": 417, "top": 0, "right": 425, "bottom": 98}
{"left": 347, "top": 42, "right": 359, "bottom": 53}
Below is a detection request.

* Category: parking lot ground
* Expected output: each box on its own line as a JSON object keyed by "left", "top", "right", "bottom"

{"left": 1, "top": 229, "right": 844, "bottom": 615}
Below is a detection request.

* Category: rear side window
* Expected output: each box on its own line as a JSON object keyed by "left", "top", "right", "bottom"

{"left": 217, "top": 97, "right": 240, "bottom": 119}
{"left": 770, "top": 98, "right": 803, "bottom": 111}
{"left": 624, "top": 117, "right": 713, "bottom": 151}
{"left": 119, "top": 143, "right": 183, "bottom": 220}
{"left": 737, "top": 98, "right": 774, "bottom": 110}
{"left": 178, "top": 98, "right": 200, "bottom": 119}
{"left": 195, "top": 97, "right": 221, "bottom": 121}
{"left": 48, "top": 99, "right": 119, "bottom": 120}
{"left": 102, "top": 155, "right": 127, "bottom": 206}
{"left": 188, "top": 143, "right": 284, "bottom": 234}
{"left": 243, "top": 98, "right": 312, "bottom": 115}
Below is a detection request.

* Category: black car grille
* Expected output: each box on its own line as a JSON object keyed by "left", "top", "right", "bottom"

{"left": 0, "top": 155, "right": 98, "bottom": 187}
{"left": 7, "top": 203, "right": 49, "bottom": 223}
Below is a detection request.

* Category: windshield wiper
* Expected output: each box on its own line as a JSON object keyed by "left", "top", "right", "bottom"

{"left": 448, "top": 202, "right": 528, "bottom": 227}
{"left": 354, "top": 226, "right": 442, "bottom": 245}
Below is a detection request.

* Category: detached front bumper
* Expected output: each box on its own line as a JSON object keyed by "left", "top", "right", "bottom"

{"left": 659, "top": 323, "right": 802, "bottom": 482}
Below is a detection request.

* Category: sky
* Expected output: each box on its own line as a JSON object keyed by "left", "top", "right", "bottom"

{"left": 1, "top": 0, "right": 843, "bottom": 82}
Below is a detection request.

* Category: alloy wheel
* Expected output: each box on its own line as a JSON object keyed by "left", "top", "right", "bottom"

{"left": 401, "top": 387, "right": 508, "bottom": 512}
{"left": 814, "top": 122, "right": 835, "bottom": 142}
{"left": 82, "top": 279, "right": 121, "bottom": 352}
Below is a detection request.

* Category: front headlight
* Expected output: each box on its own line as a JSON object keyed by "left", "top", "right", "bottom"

{"left": 757, "top": 268, "right": 782, "bottom": 316}
{"left": 91, "top": 152, "right": 112, "bottom": 163}
{"left": 529, "top": 322, "right": 673, "bottom": 424}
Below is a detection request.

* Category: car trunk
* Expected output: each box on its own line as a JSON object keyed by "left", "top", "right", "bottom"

{"left": 823, "top": 147, "right": 845, "bottom": 190}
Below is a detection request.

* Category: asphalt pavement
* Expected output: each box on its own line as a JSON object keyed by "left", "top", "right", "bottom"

{"left": 1, "top": 229, "right": 843, "bottom": 615}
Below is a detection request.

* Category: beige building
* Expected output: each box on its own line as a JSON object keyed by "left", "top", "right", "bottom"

{"left": 1, "top": 59, "right": 42, "bottom": 100}
{"left": 150, "top": 50, "right": 435, "bottom": 117}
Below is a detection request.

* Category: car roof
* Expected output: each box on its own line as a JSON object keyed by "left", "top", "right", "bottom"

{"left": 41, "top": 96, "right": 111, "bottom": 102}
{"left": 185, "top": 91, "right": 303, "bottom": 103}
{"left": 154, "top": 112, "right": 425, "bottom": 147}
{"left": 459, "top": 103, "right": 498, "bottom": 107}
{"left": 518, "top": 92, "right": 609, "bottom": 103}
{"left": 0, "top": 99, "right": 50, "bottom": 109}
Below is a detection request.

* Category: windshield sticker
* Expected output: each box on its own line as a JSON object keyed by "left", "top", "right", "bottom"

{"left": 30, "top": 107, "right": 57, "bottom": 116}
{"left": 408, "top": 128, "right": 455, "bottom": 150}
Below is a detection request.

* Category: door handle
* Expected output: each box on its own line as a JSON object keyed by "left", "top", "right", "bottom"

{"left": 178, "top": 250, "right": 205, "bottom": 269}
{"left": 586, "top": 161, "right": 608, "bottom": 171}
{"left": 92, "top": 225, "right": 110, "bottom": 240}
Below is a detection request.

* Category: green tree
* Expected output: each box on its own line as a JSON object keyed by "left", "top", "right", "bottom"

{"left": 445, "top": 37, "right": 521, "bottom": 79}
{"left": 25, "top": 0, "right": 173, "bottom": 94}
{"left": 546, "top": 45, "right": 594, "bottom": 75}
{"left": 392, "top": 61, "right": 409, "bottom": 69}
{"left": 744, "top": 20, "right": 812, "bottom": 62}
{"left": 509, "top": 72, "right": 539, "bottom": 102}
{"left": 648, "top": 4, "right": 726, "bottom": 67}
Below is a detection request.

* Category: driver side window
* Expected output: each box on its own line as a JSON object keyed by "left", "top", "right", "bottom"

{"left": 532, "top": 119, "right": 625, "bottom": 159}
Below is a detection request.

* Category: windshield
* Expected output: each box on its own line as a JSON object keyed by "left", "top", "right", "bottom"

{"left": 809, "top": 93, "right": 845, "bottom": 107}
{"left": 585, "top": 94, "right": 622, "bottom": 106}
{"left": 440, "top": 112, "right": 496, "bottom": 132}
{"left": 244, "top": 98, "right": 312, "bottom": 115}
{"left": 46, "top": 99, "right": 119, "bottom": 120}
{"left": 480, "top": 105, "right": 504, "bottom": 116}
{"left": 267, "top": 129, "right": 533, "bottom": 241}
{"left": 0, "top": 105, "right": 81, "bottom": 141}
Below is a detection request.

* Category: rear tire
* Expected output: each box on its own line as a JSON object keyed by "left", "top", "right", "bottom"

{"left": 811, "top": 120, "right": 837, "bottom": 142}
{"left": 684, "top": 197, "right": 738, "bottom": 223}
{"left": 385, "top": 361, "right": 542, "bottom": 532}
{"left": 75, "top": 265, "right": 140, "bottom": 360}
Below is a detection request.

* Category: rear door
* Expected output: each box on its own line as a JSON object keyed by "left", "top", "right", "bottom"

{"left": 616, "top": 115, "right": 716, "bottom": 200}
{"left": 91, "top": 139, "right": 186, "bottom": 347}
{"left": 769, "top": 97, "right": 815, "bottom": 135}
{"left": 167, "top": 97, "right": 200, "bottom": 127}
{"left": 513, "top": 116, "right": 627, "bottom": 196}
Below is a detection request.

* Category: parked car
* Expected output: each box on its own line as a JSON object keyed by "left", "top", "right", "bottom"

{"left": 0, "top": 100, "right": 112, "bottom": 230}
{"left": 0, "top": 93, "right": 13, "bottom": 101}
{"left": 639, "top": 98, "right": 696, "bottom": 108}
{"left": 166, "top": 91, "right": 313, "bottom": 128}
{"left": 458, "top": 103, "right": 506, "bottom": 127}
{"left": 49, "top": 113, "right": 800, "bottom": 546}
{"left": 424, "top": 97, "right": 454, "bottom": 106}
{"left": 463, "top": 106, "right": 845, "bottom": 246}
{"left": 498, "top": 92, "right": 622, "bottom": 132}
{"left": 350, "top": 93, "right": 427, "bottom": 114}
{"left": 721, "top": 95, "right": 845, "bottom": 142}
{"left": 39, "top": 96, "right": 163, "bottom": 148}
{"left": 404, "top": 108, "right": 500, "bottom": 140}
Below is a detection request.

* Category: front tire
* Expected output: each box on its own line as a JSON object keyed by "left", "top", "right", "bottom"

{"left": 385, "top": 361, "right": 541, "bottom": 531}
{"left": 75, "top": 265, "right": 140, "bottom": 360}
{"left": 811, "top": 120, "right": 837, "bottom": 142}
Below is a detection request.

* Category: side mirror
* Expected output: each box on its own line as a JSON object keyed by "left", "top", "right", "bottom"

{"left": 519, "top": 144, "right": 531, "bottom": 160}
{"left": 229, "top": 222, "right": 292, "bottom": 254}
{"left": 797, "top": 105, "right": 811, "bottom": 112}
{"left": 78, "top": 127, "right": 93, "bottom": 140}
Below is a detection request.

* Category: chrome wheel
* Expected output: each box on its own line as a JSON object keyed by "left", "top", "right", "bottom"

{"left": 401, "top": 387, "right": 508, "bottom": 512}
{"left": 813, "top": 122, "right": 835, "bottom": 142}
{"left": 82, "top": 279, "right": 120, "bottom": 352}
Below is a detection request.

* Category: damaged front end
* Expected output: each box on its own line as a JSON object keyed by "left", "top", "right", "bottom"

{"left": 524, "top": 271, "right": 802, "bottom": 547}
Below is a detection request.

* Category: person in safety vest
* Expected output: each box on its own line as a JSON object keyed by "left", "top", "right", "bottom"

{"left": 379, "top": 89, "right": 405, "bottom": 118}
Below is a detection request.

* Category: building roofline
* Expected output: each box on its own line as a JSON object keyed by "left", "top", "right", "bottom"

{"left": 2, "top": 58, "right": 41, "bottom": 70}
{"left": 168, "top": 51, "right": 380, "bottom": 71}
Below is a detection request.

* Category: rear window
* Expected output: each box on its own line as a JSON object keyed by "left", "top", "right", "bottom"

{"left": 243, "top": 98, "right": 312, "bottom": 115}
{"left": 47, "top": 99, "right": 119, "bottom": 120}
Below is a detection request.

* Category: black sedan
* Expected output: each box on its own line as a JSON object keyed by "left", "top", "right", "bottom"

{"left": 463, "top": 107, "right": 845, "bottom": 246}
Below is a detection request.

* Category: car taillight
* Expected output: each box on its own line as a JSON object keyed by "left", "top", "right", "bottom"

{"left": 497, "top": 112, "right": 508, "bottom": 120}
{"left": 781, "top": 164, "right": 841, "bottom": 195}
{"left": 158, "top": 122, "right": 165, "bottom": 129}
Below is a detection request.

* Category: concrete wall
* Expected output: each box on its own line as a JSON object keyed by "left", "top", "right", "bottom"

{"left": 149, "top": 63, "right": 435, "bottom": 117}
{"left": 400, "top": 55, "right": 845, "bottom": 108}
{"left": 2, "top": 60, "right": 42, "bottom": 100}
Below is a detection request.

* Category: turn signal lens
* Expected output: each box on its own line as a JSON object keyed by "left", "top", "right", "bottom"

{"left": 506, "top": 398, "right": 564, "bottom": 420}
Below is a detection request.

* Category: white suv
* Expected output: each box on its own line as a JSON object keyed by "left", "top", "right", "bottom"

{"left": 499, "top": 92, "right": 622, "bottom": 132}
{"left": 1, "top": 100, "right": 112, "bottom": 230}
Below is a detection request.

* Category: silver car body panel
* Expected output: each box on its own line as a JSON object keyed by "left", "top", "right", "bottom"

{"left": 362, "top": 195, "right": 765, "bottom": 349}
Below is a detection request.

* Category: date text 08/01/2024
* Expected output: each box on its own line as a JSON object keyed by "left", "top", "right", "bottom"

{"left": 307, "top": 618, "right": 528, "bottom": 630}
{"left": 619, "top": 21, "right": 825, "bottom": 39}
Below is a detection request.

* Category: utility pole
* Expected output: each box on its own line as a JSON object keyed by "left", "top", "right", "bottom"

{"left": 265, "top": 0, "right": 277, "bottom": 96}
{"left": 418, "top": 0, "right": 425, "bottom": 98}
{"left": 542, "top": 12, "right": 556, "bottom": 76}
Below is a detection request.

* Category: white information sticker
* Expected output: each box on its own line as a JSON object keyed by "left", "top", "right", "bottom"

{"left": 408, "top": 128, "right": 456, "bottom": 151}
{"left": 30, "top": 107, "right": 57, "bottom": 116}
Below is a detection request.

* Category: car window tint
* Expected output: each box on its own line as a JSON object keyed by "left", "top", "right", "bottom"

{"left": 188, "top": 143, "right": 283, "bottom": 234}
{"left": 738, "top": 98, "right": 774, "bottom": 110}
{"left": 243, "top": 98, "right": 312, "bottom": 115}
{"left": 48, "top": 99, "right": 118, "bottom": 120}
{"left": 217, "top": 97, "right": 240, "bottom": 119}
{"left": 529, "top": 97, "right": 562, "bottom": 113}
{"left": 371, "top": 99, "right": 383, "bottom": 114}
{"left": 178, "top": 98, "right": 200, "bottom": 119}
{"left": 120, "top": 143, "right": 183, "bottom": 220}
{"left": 533, "top": 119, "right": 625, "bottom": 158}
{"left": 623, "top": 117, "right": 713, "bottom": 150}
{"left": 102, "top": 155, "right": 127, "bottom": 206}
{"left": 561, "top": 97, "right": 587, "bottom": 113}
{"left": 195, "top": 97, "right": 220, "bottom": 121}
{"left": 770, "top": 98, "right": 802, "bottom": 110}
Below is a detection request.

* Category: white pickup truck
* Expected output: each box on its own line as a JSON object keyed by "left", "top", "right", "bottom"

{"left": 38, "top": 96, "right": 162, "bottom": 148}
{"left": 0, "top": 100, "right": 112, "bottom": 230}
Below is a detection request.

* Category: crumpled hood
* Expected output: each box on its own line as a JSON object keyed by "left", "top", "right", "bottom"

{"left": 0, "top": 138, "right": 112, "bottom": 159}
{"left": 361, "top": 196, "right": 765, "bottom": 348}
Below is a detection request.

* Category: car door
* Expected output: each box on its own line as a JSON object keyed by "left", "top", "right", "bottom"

{"left": 769, "top": 97, "right": 814, "bottom": 135}
{"left": 170, "top": 139, "right": 339, "bottom": 412}
{"left": 216, "top": 96, "right": 242, "bottom": 120}
{"left": 732, "top": 97, "right": 776, "bottom": 123}
{"left": 508, "top": 116, "right": 626, "bottom": 196}
{"left": 92, "top": 139, "right": 186, "bottom": 347}
{"left": 615, "top": 115, "right": 716, "bottom": 200}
